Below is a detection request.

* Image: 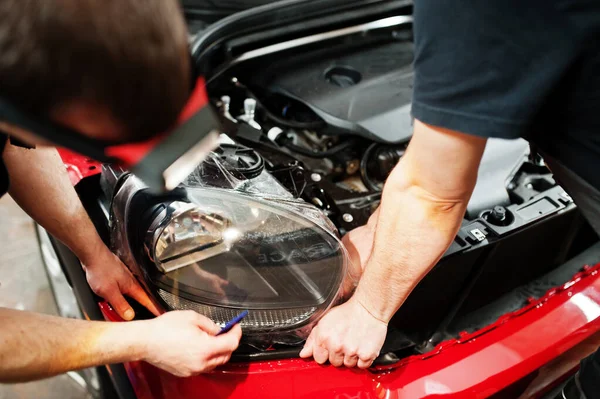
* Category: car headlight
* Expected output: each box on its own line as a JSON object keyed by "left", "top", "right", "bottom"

{"left": 142, "top": 188, "right": 347, "bottom": 339}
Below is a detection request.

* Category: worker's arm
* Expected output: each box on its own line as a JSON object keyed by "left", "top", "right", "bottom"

{"left": 301, "top": 120, "right": 487, "bottom": 368}
{"left": 0, "top": 307, "right": 241, "bottom": 382}
{"left": 3, "top": 143, "right": 158, "bottom": 320}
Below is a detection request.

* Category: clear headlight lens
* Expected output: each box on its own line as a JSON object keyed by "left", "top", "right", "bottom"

{"left": 144, "top": 188, "right": 346, "bottom": 337}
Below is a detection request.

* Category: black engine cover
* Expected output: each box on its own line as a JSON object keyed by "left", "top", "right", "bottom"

{"left": 250, "top": 36, "right": 415, "bottom": 144}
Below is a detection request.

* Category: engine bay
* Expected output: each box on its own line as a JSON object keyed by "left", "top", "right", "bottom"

{"left": 188, "top": 8, "right": 597, "bottom": 352}
{"left": 197, "top": 70, "right": 586, "bottom": 347}
{"left": 90, "top": 4, "right": 599, "bottom": 362}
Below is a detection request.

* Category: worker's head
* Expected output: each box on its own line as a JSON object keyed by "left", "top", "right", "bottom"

{"left": 0, "top": 0, "right": 191, "bottom": 146}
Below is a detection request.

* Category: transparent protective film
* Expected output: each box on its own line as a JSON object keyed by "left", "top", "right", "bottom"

{"left": 140, "top": 151, "right": 350, "bottom": 346}
{"left": 184, "top": 150, "right": 292, "bottom": 197}
{"left": 182, "top": 149, "right": 339, "bottom": 235}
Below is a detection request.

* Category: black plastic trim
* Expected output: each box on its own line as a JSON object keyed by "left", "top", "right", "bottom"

{"left": 233, "top": 347, "right": 301, "bottom": 362}
{"left": 447, "top": 241, "right": 600, "bottom": 338}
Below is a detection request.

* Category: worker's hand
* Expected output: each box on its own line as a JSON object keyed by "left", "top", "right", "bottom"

{"left": 299, "top": 297, "right": 387, "bottom": 369}
{"left": 82, "top": 246, "right": 160, "bottom": 320}
{"left": 140, "top": 311, "right": 242, "bottom": 376}
{"left": 340, "top": 208, "right": 379, "bottom": 298}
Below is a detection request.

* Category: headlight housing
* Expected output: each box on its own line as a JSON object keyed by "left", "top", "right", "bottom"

{"left": 106, "top": 143, "right": 348, "bottom": 347}
{"left": 141, "top": 188, "right": 347, "bottom": 343}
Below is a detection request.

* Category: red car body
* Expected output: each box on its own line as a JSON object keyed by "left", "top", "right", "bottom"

{"left": 60, "top": 150, "right": 600, "bottom": 399}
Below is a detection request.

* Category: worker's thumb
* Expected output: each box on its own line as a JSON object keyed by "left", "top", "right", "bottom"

{"left": 211, "top": 324, "right": 242, "bottom": 355}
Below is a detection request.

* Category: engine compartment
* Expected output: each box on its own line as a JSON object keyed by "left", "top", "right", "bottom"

{"left": 190, "top": 9, "right": 597, "bottom": 352}
{"left": 83, "top": 3, "right": 599, "bottom": 363}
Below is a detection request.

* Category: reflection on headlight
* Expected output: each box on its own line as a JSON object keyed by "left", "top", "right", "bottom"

{"left": 222, "top": 227, "right": 241, "bottom": 243}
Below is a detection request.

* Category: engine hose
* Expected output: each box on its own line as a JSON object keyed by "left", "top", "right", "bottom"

{"left": 263, "top": 107, "right": 326, "bottom": 130}
{"left": 360, "top": 143, "right": 383, "bottom": 192}
{"left": 281, "top": 138, "right": 355, "bottom": 158}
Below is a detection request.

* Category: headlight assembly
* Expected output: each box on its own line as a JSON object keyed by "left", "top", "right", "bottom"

{"left": 106, "top": 144, "right": 348, "bottom": 346}
{"left": 142, "top": 188, "right": 347, "bottom": 341}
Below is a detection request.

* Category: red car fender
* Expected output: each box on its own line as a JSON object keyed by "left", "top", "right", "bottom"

{"left": 96, "top": 264, "right": 600, "bottom": 399}
{"left": 58, "top": 149, "right": 102, "bottom": 185}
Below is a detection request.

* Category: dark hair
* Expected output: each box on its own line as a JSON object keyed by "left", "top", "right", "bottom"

{"left": 0, "top": 0, "right": 191, "bottom": 141}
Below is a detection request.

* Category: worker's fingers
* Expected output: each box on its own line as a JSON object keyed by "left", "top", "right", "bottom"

{"left": 204, "top": 354, "right": 232, "bottom": 372}
{"left": 329, "top": 351, "right": 344, "bottom": 367}
{"left": 124, "top": 279, "right": 161, "bottom": 316}
{"left": 343, "top": 354, "right": 358, "bottom": 368}
{"left": 225, "top": 323, "right": 243, "bottom": 343}
{"left": 193, "top": 313, "right": 221, "bottom": 335}
{"left": 210, "top": 353, "right": 232, "bottom": 368}
{"left": 313, "top": 344, "right": 329, "bottom": 365}
{"left": 106, "top": 289, "right": 135, "bottom": 321}
{"left": 357, "top": 357, "right": 375, "bottom": 369}
{"left": 299, "top": 333, "right": 315, "bottom": 359}
{"left": 208, "top": 324, "right": 242, "bottom": 355}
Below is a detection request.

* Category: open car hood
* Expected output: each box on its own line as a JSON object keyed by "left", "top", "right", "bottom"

{"left": 183, "top": 0, "right": 412, "bottom": 31}
{"left": 187, "top": 0, "right": 413, "bottom": 72}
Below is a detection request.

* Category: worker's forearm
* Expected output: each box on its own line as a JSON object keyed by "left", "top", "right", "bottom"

{"left": 0, "top": 307, "right": 144, "bottom": 382}
{"left": 353, "top": 164, "right": 469, "bottom": 322}
{"left": 351, "top": 120, "right": 486, "bottom": 322}
{"left": 4, "top": 145, "right": 105, "bottom": 263}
